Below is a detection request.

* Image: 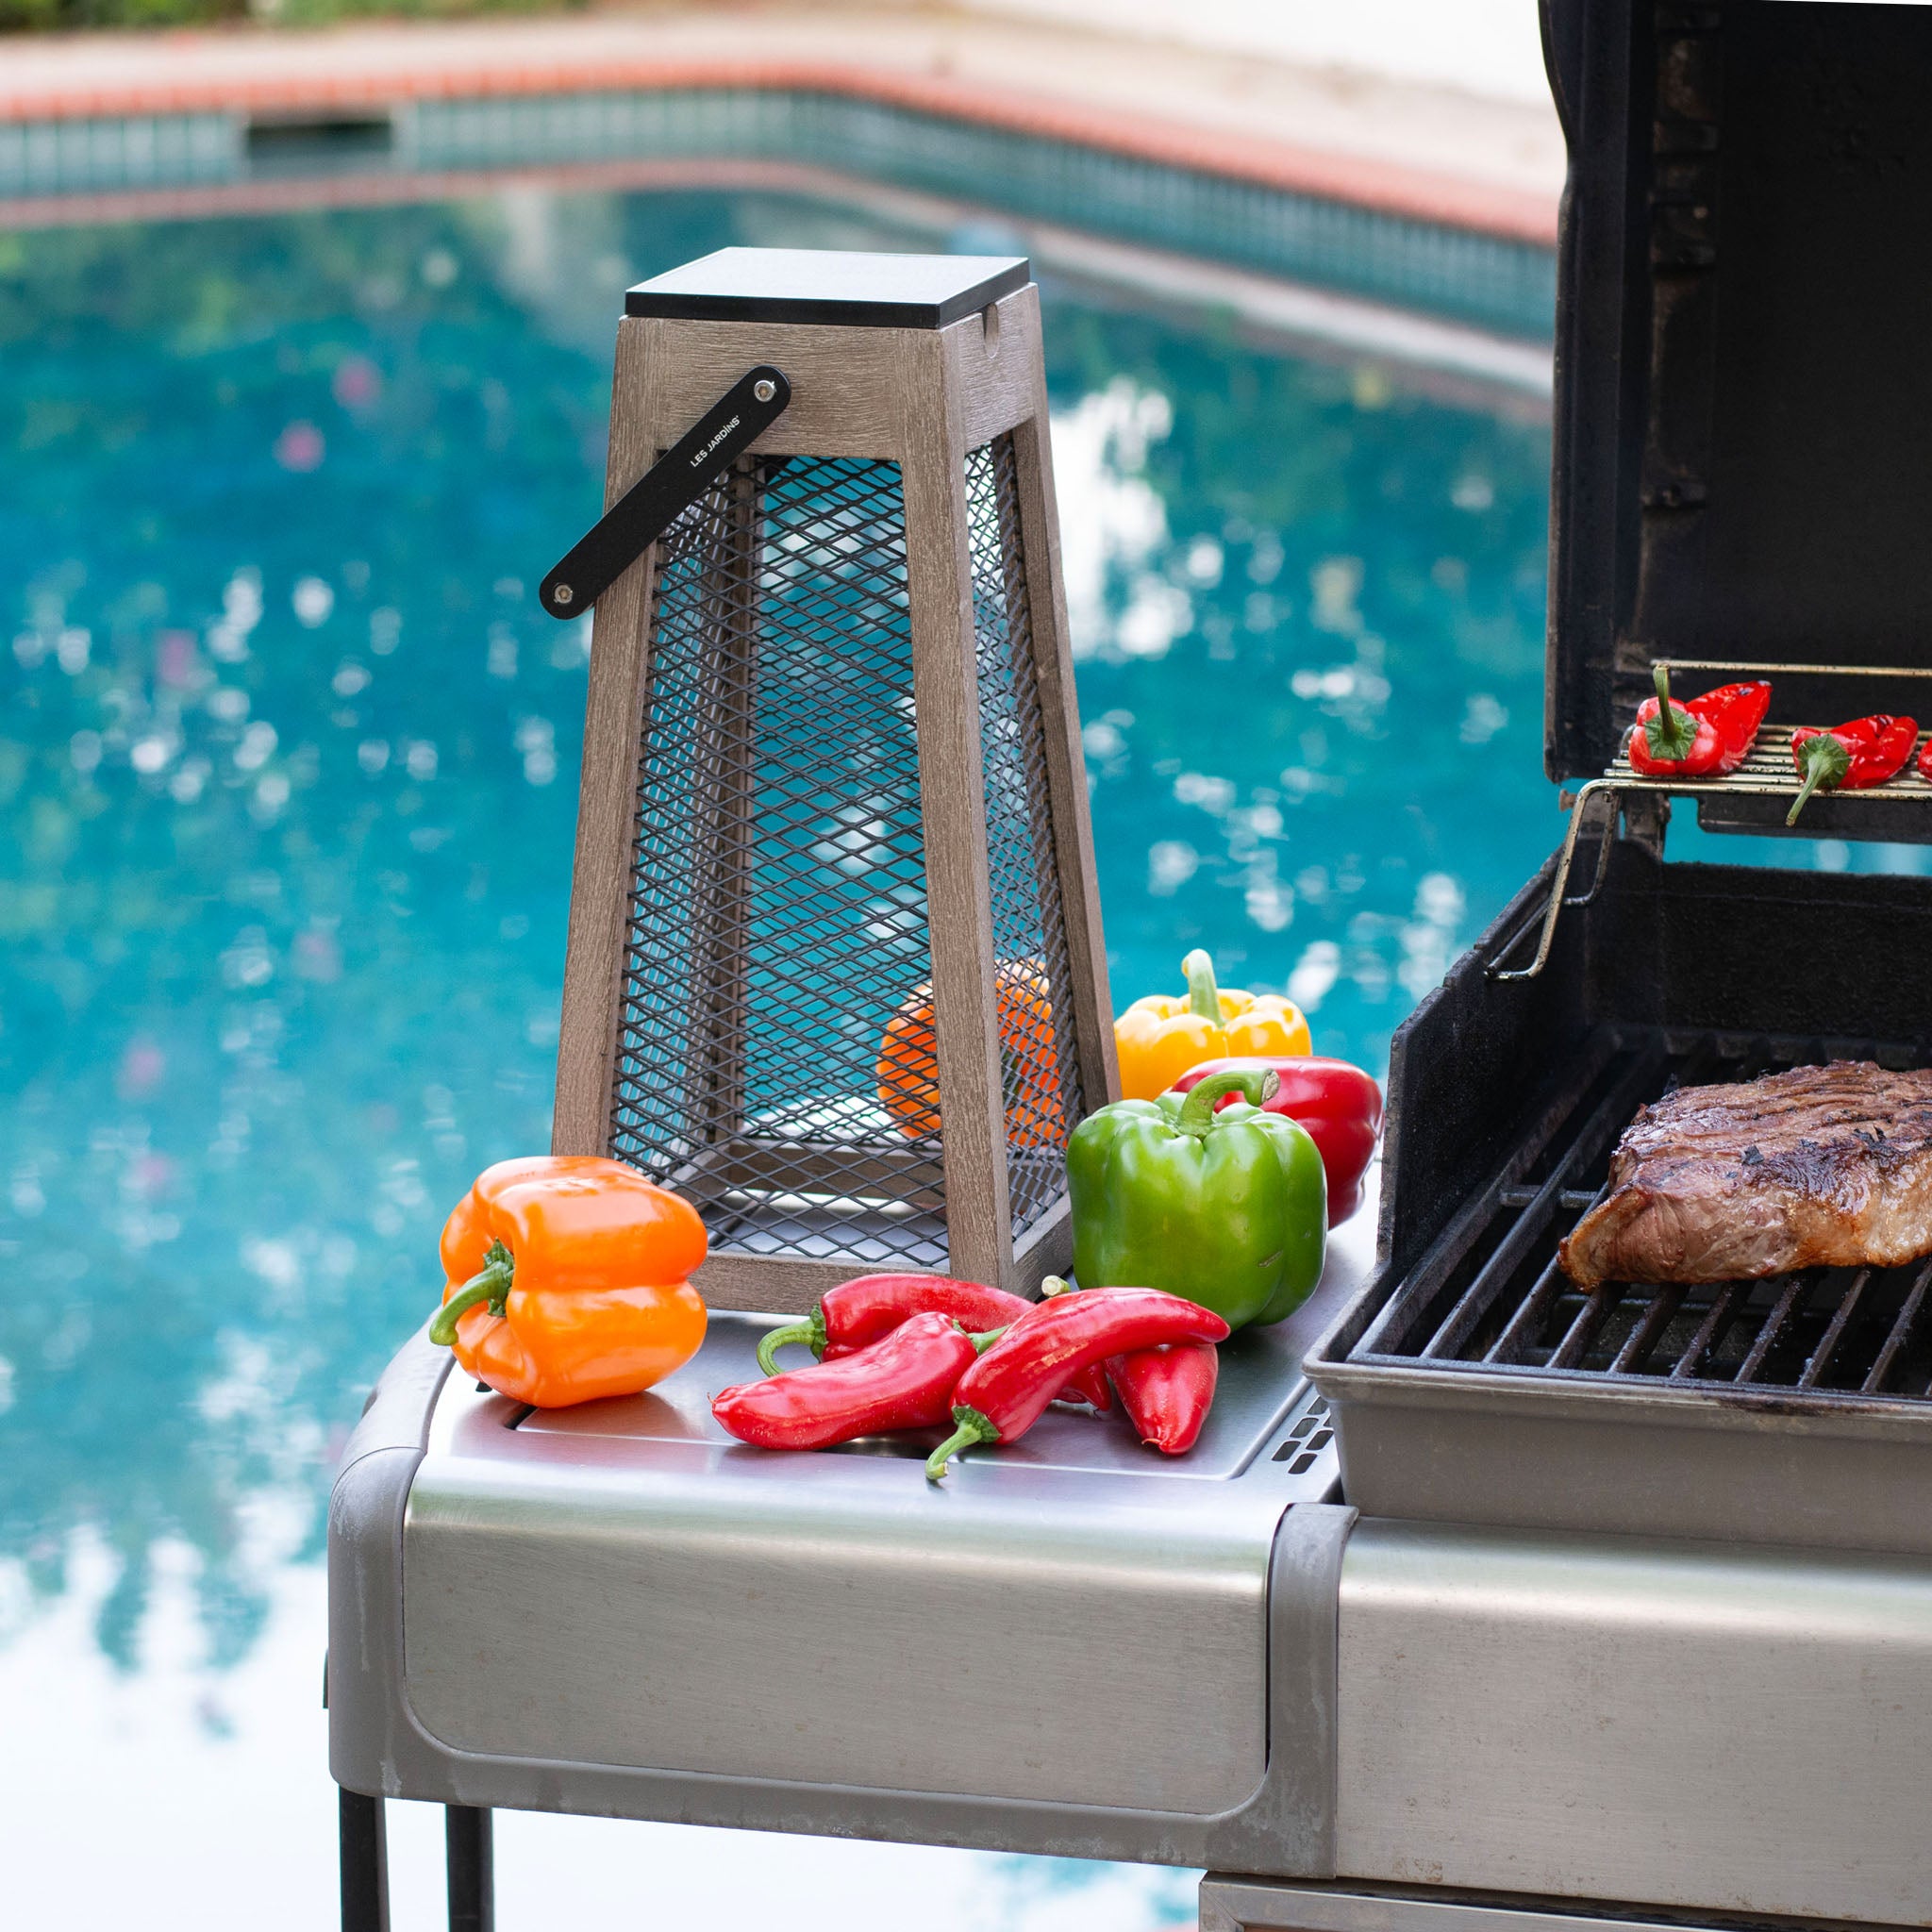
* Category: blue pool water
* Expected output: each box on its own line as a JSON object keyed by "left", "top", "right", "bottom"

{"left": 1, "top": 184, "right": 1557, "bottom": 1920}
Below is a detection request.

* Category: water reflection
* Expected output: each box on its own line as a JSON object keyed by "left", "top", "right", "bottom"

{"left": 1046, "top": 305, "right": 1553, "bottom": 1055}
{"left": 0, "top": 191, "right": 1552, "bottom": 1692}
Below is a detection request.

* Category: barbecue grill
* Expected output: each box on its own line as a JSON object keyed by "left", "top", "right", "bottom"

{"left": 330, "top": 5, "right": 1932, "bottom": 1928}
{"left": 1303, "top": 0, "right": 1932, "bottom": 1557}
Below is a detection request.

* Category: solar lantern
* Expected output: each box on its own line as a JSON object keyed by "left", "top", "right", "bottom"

{"left": 541, "top": 248, "right": 1119, "bottom": 1312}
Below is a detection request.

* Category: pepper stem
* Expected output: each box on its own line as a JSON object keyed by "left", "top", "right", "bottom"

{"left": 1788, "top": 733, "right": 1850, "bottom": 825}
{"left": 1644, "top": 663, "right": 1698, "bottom": 762}
{"left": 757, "top": 1307, "right": 826, "bottom": 1377}
{"left": 1040, "top": 1274, "right": 1074, "bottom": 1297}
{"left": 427, "top": 1241, "right": 514, "bottom": 1347}
{"left": 1182, "top": 948, "right": 1223, "bottom": 1023}
{"left": 925, "top": 1407, "right": 999, "bottom": 1483}
{"left": 967, "top": 1326, "right": 1008, "bottom": 1355}
{"left": 1175, "top": 1067, "right": 1278, "bottom": 1135}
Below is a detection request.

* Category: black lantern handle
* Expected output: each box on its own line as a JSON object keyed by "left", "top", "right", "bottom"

{"left": 539, "top": 363, "right": 791, "bottom": 620}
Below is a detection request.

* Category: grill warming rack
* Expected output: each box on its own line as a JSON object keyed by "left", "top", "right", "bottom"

{"left": 1306, "top": 1024, "right": 1932, "bottom": 1553}
{"left": 1493, "top": 658, "right": 1932, "bottom": 980}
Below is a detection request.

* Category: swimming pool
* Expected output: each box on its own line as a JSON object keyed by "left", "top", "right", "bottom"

{"left": 0, "top": 181, "right": 1555, "bottom": 1922}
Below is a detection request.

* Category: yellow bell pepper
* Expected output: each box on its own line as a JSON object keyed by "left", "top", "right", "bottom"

{"left": 1113, "top": 949, "right": 1312, "bottom": 1101}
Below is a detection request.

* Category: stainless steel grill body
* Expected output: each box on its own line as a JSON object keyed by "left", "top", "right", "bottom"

{"left": 1208, "top": 1525, "right": 1932, "bottom": 1930}
{"left": 331, "top": 1293, "right": 1932, "bottom": 1926}
{"left": 408, "top": 1377, "right": 1274, "bottom": 1814}
{"left": 329, "top": 1168, "right": 1932, "bottom": 1922}
{"left": 1331, "top": 1522, "right": 1932, "bottom": 1926}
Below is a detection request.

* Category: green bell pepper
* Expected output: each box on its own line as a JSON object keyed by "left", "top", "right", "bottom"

{"left": 1067, "top": 1067, "right": 1327, "bottom": 1330}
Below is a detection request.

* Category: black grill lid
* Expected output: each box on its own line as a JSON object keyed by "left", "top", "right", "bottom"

{"left": 1543, "top": 0, "right": 1932, "bottom": 782}
{"left": 624, "top": 248, "right": 1031, "bottom": 329}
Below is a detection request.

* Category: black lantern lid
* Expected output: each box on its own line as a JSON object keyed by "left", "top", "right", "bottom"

{"left": 1544, "top": 0, "right": 1932, "bottom": 783}
{"left": 625, "top": 248, "right": 1032, "bottom": 329}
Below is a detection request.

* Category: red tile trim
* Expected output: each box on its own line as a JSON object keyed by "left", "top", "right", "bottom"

{"left": 2, "top": 53, "right": 1557, "bottom": 244}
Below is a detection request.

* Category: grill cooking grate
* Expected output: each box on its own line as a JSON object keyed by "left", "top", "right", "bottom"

{"left": 1356, "top": 1032, "right": 1932, "bottom": 1406}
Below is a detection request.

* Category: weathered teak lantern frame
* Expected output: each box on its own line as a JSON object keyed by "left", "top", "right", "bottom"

{"left": 546, "top": 251, "right": 1118, "bottom": 1313}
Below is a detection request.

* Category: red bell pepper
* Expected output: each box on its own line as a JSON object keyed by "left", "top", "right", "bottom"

{"left": 926, "top": 1287, "right": 1229, "bottom": 1480}
{"left": 757, "top": 1271, "right": 1109, "bottom": 1409}
{"left": 1626, "top": 667, "right": 1772, "bottom": 777}
{"left": 1109, "top": 1341, "right": 1219, "bottom": 1455}
{"left": 713, "top": 1312, "right": 989, "bottom": 1451}
{"left": 1921, "top": 734, "right": 1932, "bottom": 784}
{"left": 1788, "top": 713, "right": 1919, "bottom": 824}
{"left": 1169, "top": 1056, "right": 1383, "bottom": 1224}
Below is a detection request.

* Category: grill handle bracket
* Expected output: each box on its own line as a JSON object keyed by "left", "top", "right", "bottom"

{"left": 539, "top": 364, "right": 791, "bottom": 619}
{"left": 1489, "top": 777, "right": 1625, "bottom": 981}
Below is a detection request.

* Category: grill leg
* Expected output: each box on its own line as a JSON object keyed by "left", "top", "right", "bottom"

{"left": 446, "top": 1806, "right": 495, "bottom": 1932}
{"left": 339, "top": 1787, "right": 390, "bottom": 1932}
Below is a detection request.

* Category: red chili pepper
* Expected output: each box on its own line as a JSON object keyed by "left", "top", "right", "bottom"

{"left": 1788, "top": 714, "right": 1919, "bottom": 824}
{"left": 758, "top": 1272, "right": 1110, "bottom": 1410}
{"left": 1109, "top": 1341, "right": 1219, "bottom": 1455}
{"left": 926, "top": 1288, "right": 1230, "bottom": 1480}
{"left": 1626, "top": 667, "right": 1772, "bottom": 777}
{"left": 1168, "top": 1056, "right": 1383, "bottom": 1224}
{"left": 713, "top": 1312, "right": 989, "bottom": 1451}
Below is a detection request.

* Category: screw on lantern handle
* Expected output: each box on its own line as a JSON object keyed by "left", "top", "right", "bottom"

{"left": 539, "top": 364, "right": 791, "bottom": 620}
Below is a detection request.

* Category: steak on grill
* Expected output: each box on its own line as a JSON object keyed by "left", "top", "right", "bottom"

{"left": 1557, "top": 1060, "right": 1932, "bottom": 1286}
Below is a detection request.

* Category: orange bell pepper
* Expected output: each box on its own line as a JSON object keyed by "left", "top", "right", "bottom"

{"left": 427, "top": 1156, "right": 708, "bottom": 1407}
{"left": 876, "top": 957, "right": 1065, "bottom": 1148}
{"left": 1113, "top": 949, "right": 1312, "bottom": 1101}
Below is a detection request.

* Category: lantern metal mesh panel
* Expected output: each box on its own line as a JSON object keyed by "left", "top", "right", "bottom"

{"left": 610, "top": 452, "right": 944, "bottom": 1268}
{"left": 608, "top": 439, "right": 1080, "bottom": 1267}
{"left": 965, "top": 435, "right": 1084, "bottom": 1231}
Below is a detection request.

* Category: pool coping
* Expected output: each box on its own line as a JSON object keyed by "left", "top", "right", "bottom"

{"left": 0, "top": 29, "right": 1557, "bottom": 247}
